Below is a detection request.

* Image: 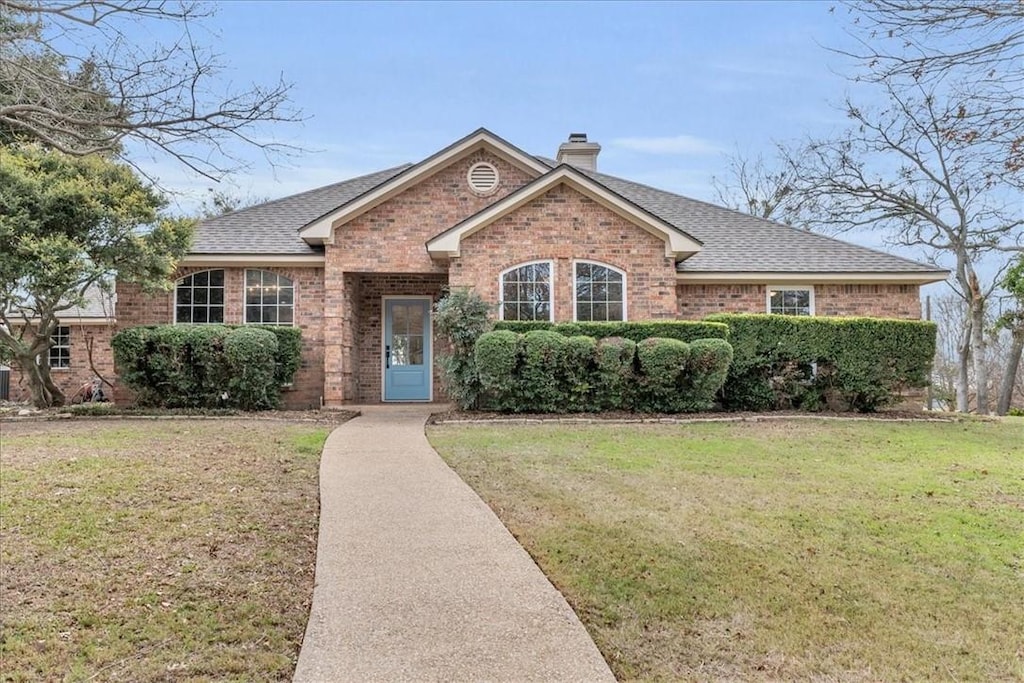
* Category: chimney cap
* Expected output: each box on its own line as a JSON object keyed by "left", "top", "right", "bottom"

{"left": 568, "top": 133, "right": 588, "bottom": 143}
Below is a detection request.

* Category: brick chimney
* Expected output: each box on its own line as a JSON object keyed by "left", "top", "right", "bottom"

{"left": 556, "top": 133, "right": 601, "bottom": 171}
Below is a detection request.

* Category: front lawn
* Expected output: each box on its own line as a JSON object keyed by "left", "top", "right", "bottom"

{"left": 429, "top": 418, "right": 1024, "bottom": 681}
{"left": 0, "top": 419, "right": 329, "bottom": 682}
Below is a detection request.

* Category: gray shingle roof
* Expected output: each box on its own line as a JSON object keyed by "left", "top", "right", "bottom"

{"left": 190, "top": 152, "right": 942, "bottom": 276}
{"left": 591, "top": 173, "right": 942, "bottom": 274}
{"left": 191, "top": 165, "right": 411, "bottom": 254}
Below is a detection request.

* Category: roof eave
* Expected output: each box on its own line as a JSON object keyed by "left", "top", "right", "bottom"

{"left": 676, "top": 270, "right": 949, "bottom": 285}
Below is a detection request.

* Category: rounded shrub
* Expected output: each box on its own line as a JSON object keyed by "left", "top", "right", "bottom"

{"left": 223, "top": 327, "right": 279, "bottom": 410}
{"left": 680, "top": 338, "right": 734, "bottom": 411}
{"left": 635, "top": 337, "right": 691, "bottom": 412}
{"left": 474, "top": 330, "right": 522, "bottom": 411}
{"left": 520, "top": 330, "right": 569, "bottom": 413}
{"left": 595, "top": 337, "right": 637, "bottom": 410}
{"left": 563, "top": 335, "right": 598, "bottom": 411}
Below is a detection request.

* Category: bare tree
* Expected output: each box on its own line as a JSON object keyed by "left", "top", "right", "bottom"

{"left": 0, "top": 1, "right": 302, "bottom": 180}
{"left": 837, "top": 0, "right": 1024, "bottom": 182}
{"left": 710, "top": 145, "right": 814, "bottom": 225}
{"left": 795, "top": 77, "right": 1021, "bottom": 413}
{"left": 197, "top": 187, "right": 270, "bottom": 218}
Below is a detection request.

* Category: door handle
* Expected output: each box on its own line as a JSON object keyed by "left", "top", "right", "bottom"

{"left": 385, "top": 345, "right": 390, "bottom": 369}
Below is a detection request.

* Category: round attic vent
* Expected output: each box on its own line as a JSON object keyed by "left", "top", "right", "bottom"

{"left": 467, "top": 162, "right": 499, "bottom": 195}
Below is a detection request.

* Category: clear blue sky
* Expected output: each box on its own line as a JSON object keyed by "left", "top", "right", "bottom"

{"left": 145, "top": 0, "right": 862, "bottom": 207}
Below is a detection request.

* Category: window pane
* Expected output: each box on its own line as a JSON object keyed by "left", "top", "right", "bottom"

{"left": 209, "top": 306, "right": 223, "bottom": 324}
{"left": 263, "top": 307, "right": 277, "bottom": 324}
{"left": 279, "top": 307, "right": 293, "bottom": 324}
{"left": 209, "top": 270, "right": 224, "bottom": 287}
{"left": 176, "top": 306, "right": 191, "bottom": 322}
{"left": 194, "top": 287, "right": 208, "bottom": 305}
{"left": 247, "top": 270, "right": 261, "bottom": 287}
{"left": 210, "top": 288, "right": 224, "bottom": 305}
{"left": 608, "top": 303, "right": 623, "bottom": 321}
{"left": 246, "top": 305, "right": 261, "bottom": 323}
{"left": 194, "top": 307, "right": 208, "bottom": 323}
{"left": 409, "top": 336, "right": 424, "bottom": 365}
{"left": 176, "top": 288, "right": 191, "bottom": 305}
{"left": 193, "top": 271, "right": 208, "bottom": 287}
{"left": 279, "top": 287, "right": 294, "bottom": 306}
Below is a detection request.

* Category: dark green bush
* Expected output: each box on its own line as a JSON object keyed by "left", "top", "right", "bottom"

{"left": 112, "top": 324, "right": 300, "bottom": 410}
{"left": 223, "top": 327, "right": 278, "bottom": 410}
{"left": 681, "top": 338, "right": 734, "bottom": 411}
{"left": 474, "top": 330, "right": 521, "bottom": 411}
{"left": 472, "top": 330, "right": 731, "bottom": 413}
{"left": 635, "top": 338, "right": 691, "bottom": 412}
{"left": 434, "top": 288, "right": 494, "bottom": 409}
{"left": 495, "top": 320, "right": 729, "bottom": 343}
{"left": 563, "top": 335, "right": 599, "bottom": 412}
{"left": 706, "top": 314, "right": 937, "bottom": 412}
{"left": 594, "top": 337, "right": 637, "bottom": 410}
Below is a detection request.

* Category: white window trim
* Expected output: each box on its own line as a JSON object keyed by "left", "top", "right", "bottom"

{"left": 173, "top": 269, "right": 227, "bottom": 324}
{"left": 498, "top": 260, "right": 555, "bottom": 322}
{"left": 47, "top": 325, "right": 71, "bottom": 371}
{"left": 242, "top": 269, "right": 297, "bottom": 327}
{"left": 572, "top": 260, "right": 627, "bottom": 322}
{"left": 766, "top": 285, "right": 815, "bottom": 316}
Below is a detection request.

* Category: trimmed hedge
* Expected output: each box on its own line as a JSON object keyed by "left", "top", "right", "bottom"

{"left": 473, "top": 330, "right": 732, "bottom": 413}
{"left": 111, "top": 324, "right": 301, "bottom": 410}
{"left": 706, "top": 314, "right": 936, "bottom": 412}
{"left": 494, "top": 320, "right": 729, "bottom": 343}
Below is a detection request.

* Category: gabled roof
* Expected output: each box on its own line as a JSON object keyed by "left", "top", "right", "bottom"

{"left": 191, "top": 165, "right": 410, "bottom": 255}
{"left": 298, "top": 128, "right": 551, "bottom": 244}
{"left": 185, "top": 130, "right": 948, "bottom": 283}
{"left": 426, "top": 164, "right": 703, "bottom": 259}
{"left": 571, "top": 165, "right": 945, "bottom": 281}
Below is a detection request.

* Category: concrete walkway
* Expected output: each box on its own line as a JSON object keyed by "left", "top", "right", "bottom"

{"left": 292, "top": 405, "right": 615, "bottom": 683}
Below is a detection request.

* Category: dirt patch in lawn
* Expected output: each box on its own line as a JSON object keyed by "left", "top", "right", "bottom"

{"left": 0, "top": 419, "right": 330, "bottom": 681}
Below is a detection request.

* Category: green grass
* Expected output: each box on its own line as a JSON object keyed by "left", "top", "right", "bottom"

{"left": 0, "top": 420, "right": 329, "bottom": 682}
{"left": 429, "top": 418, "right": 1024, "bottom": 682}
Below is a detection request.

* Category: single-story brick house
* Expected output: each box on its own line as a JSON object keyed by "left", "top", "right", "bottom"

{"left": 11, "top": 129, "right": 947, "bottom": 407}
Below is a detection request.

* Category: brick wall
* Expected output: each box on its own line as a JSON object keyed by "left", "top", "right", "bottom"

{"left": 677, "top": 283, "right": 922, "bottom": 319}
{"left": 114, "top": 266, "right": 326, "bottom": 409}
{"left": 321, "top": 149, "right": 536, "bottom": 404}
{"left": 816, "top": 284, "right": 921, "bottom": 318}
{"left": 6, "top": 323, "right": 115, "bottom": 404}
{"left": 677, "top": 284, "right": 766, "bottom": 318}
{"left": 450, "top": 184, "right": 679, "bottom": 321}
{"left": 352, "top": 274, "right": 448, "bottom": 403}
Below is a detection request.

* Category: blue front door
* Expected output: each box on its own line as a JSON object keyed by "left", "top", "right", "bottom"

{"left": 383, "top": 299, "right": 432, "bottom": 401}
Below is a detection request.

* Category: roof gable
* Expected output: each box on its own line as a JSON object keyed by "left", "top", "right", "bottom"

{"left": 299, "top": 128, "right": 550, "bottom": 245}
{"left": 426, "top": 165, "right": 703, "bottom": 259}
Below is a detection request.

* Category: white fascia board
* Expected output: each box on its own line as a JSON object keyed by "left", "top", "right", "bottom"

{"left": 427, "top": 167, "right": 703, "bottom": 259}
{"left": 676, "top": 271, "right": 949, "bottom": 285}
{"left": 300, "top": 130, "right": 550, "bottom": 244}
{"left": 11, "top": 317, "right": 115, "bottom": 326}
{"left": 179, "top": 254, "right": 325, "bottom": 266}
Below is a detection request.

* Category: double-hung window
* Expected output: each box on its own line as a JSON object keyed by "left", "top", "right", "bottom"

{"left": 245, "top": 270, "right": 294, "bottom": 325}
{"left": 48, "top": 326, "right": 71, "bottom": 369}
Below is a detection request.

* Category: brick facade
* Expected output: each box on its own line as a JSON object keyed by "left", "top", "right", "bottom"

{"left": 451, "top": 184, "right": 679, "bottom": 321}
{"left": 83, "top": 146, "right": 928, "bottom": 409}
{"left": 114, "top": 266, "right": 325, "bottom": 409}
{"left": 677, "top": 283, "right": 922, "bottom": 319}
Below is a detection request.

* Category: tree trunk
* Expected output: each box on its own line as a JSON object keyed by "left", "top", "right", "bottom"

{"left": 956, "top": 317, "right": 971, "bottom": 412}
{"left": 969, "top": 298, "right": 990, "bottom": 414}
{"left": 996, "top": 330, "right": 1023, "bottom": 415}
{"left": 15, "top": 352, "right": 65, "bottom": 408}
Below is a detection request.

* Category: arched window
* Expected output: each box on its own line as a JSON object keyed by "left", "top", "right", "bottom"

{"left": 175, "top": 270, "right": 225, "bottom": 323}
{"left": 500, "top": 261, "right": 553, "bottom": 321}
{"left": 574, "top": 261, "right": 625, "bottom": 321}
{"left": 245, "top": 270, "right": 294, "bottom": 325}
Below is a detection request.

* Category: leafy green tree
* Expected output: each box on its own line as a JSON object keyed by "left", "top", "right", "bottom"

{"left": 0, "top": 144, "right": 193, "bottom": 407}
{"left": 995, "top": 257, "right": 1024, "bottom": 415}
